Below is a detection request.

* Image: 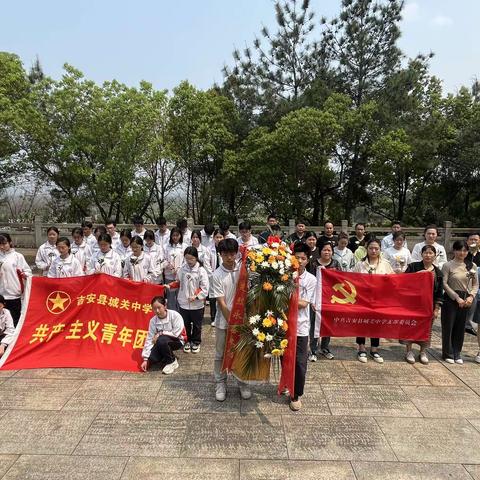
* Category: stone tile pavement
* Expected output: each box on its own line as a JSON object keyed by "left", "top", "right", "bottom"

{"left": 1, "top": 317, "right": 480, "bottom": 479}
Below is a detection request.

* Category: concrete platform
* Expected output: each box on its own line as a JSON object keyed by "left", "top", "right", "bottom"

{"left": 1, "top": 316, "right": 480, "bottom": 478}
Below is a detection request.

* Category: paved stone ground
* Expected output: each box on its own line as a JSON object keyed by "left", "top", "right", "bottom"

{"left": 2, "top": 314, "right": 480, "bottom": 480}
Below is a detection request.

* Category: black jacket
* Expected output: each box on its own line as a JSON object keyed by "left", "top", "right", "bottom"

{"left": 405, "top": 261, "right": 443, "bottom": 307}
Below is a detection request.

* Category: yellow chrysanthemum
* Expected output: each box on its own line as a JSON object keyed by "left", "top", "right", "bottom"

{"left": 280, "top": 339, "right": 288, "bottom": 348}
{"left": 262, "top": 247, "right": 272, "bottom": 255}
{"left": 262, "top": 317, "right": 272, "bottom": 328}
{"left": 271, "top": 348, "right": 282, "bottom": 356}
{"left": 257, "top": 332, "right": 266, "bottom": 342}
{"left": 255, "top": 254, "right": 264, "bottom": 264}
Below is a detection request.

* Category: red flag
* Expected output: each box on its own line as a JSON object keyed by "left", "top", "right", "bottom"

{"left": 317, "top": 269, "right": 433, "bottom": 341}
{"left": 0, "top": 274, "right": 164, "bottom": 371}
{"left": 222, "top": 246, "right": 248, "bottom": 371}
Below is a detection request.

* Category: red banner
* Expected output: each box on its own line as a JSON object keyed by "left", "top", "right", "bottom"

{"left": 0, "top": 274, "right": 164, "bottom": 371}
{"left": 317, "top": 269, "right": 433, "bottom": 341}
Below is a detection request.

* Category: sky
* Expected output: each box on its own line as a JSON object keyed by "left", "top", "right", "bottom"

{"left": 1, "top": 0, "right": 479, "bottom": 95}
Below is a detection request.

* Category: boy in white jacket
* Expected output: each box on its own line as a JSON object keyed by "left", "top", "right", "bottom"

{"left": 141, "top": 296, "right": 186, "bottom": 374}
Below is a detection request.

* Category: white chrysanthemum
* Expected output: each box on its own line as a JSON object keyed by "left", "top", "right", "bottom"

{"left": 276, "top": 285, "right": 285, "bottom": 292}
{"left": 255, "top": 341, "right": 264, "bottom": 348}
{"left": 292, "top": 271, "right": 298, "bottom": 279}
{"left": 261, "top": 261, "right": 269, "bottom": 268}
{"left": 271, "top": 261, "right": 279, "bottom": 269}
{"left": 249, "top": 314, "right": 261, "bottom": 324}
{"left": 285, "top": 259, "right": 291, "bottom": 267}
{"left": 252, "top": 328, "right": 260, "bottom": 336}
{"left": 277, "top": 319, "right": 284, "bottom": 326}
{"left": 271, "top": 242, "right": 279, "bottom": 248}
{"left": 279, "top": 268, "right": 285, "bottom": 275}
{"left": 266, "top": 334, "right": 273, "bottom": 341}
{"left": 265, "top": 310, "right": 274, "bottom": 317}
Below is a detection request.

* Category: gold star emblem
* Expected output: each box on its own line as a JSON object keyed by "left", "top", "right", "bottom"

{"left": 46, "top": 291, "right": 71, "bottom": 315}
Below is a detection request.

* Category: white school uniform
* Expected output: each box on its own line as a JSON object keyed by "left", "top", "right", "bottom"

{"left": 47, "top": 254, "right": 84, "bottom": 278}
{"left": 0, "top": 249, "right": 32, "bottom": 299}
{"left": 297, "top": 270, "right": 316, "bottom": 336}
{"left": 71, "top": 241, "right": 92, "bottom": 270}
{"left": 200, "top": 229, "right": 213, "bottom": 248}
{"left": 163, "top": 243, "right": 188, "bottom": 282}
{"left": 237, "top": 235, "right": 259, "bottom": 247}
{"left": 110, "top": 232, "right": 121, "bottom": 251}
{"left": 182, "top": 229, "right": 192, "bottom": 246}
{"left": 0, "top": 308, "right": 15, "bottom": 347}
{"left": 144, "top": 243, "right": 164, "bottom": 282}
{"left": 155, "top": 228, "right": 170, "bottom": 251}
{"left": 88, "top": 249, "right": 122, "bottom": 277}
{"left": 211, "top": 263, "right": 240, "bottom": 329}
{"left": 192, "top": 244, "right": 212, "bottom": 276}
{"left": 85, "top": 233, "right": 97, "bottom": 251}
{"left": 142, "top": 310, "right": 186, "bottom": 359}
{"left": 176, "top": 263, "right": 209, "bottom": 310}
{"left": 115, "top": 243, "right": 132, "bottom": 267}
{"left": 123, "top": 252, "right": 157, "bottom": 283}
{"left": 131, "top": 228, "right": 147, "bottom": 241}
{"left": 35, "top": 241, "right": 59, "bottom": 276}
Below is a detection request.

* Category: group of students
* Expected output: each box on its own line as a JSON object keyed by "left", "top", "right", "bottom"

{"left": 0, "top": 215, "right": 479, "bottom": 412}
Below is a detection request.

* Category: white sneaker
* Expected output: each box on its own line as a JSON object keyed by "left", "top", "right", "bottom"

{"left": 308, "top": 354, "right": 317, "bottom": 362}
{"left": 357, "top": 351, "right": 368, "bottom": 363}
{"left": 475, "top": 352, "right": 480, "bottom": 364}
{"left": 183, "top": 342, "right": 191, "bottom": 353}
{"left": 444, "top": 358, "right": 454, "bottom": 364}
{"left": 191, "top": 344, "right": 201, "bottom": 354}
{"left": 455, "top": 358, "right": 464, "bottom": 365}
{"left": 215, "top": 383, "right": 226, "bottom": 402}
{"left": 419, "top": 352, "right": 429, "bottom": 365}
{"left": 162, "top": 358, "right": 179, "bottom": 375}
{"left": 239, "top": 384, "right": 252, "bottom": 400}
{"left": 211, "top": 321, "right": 215, "bottom": 326}
{"left": 370, "top": 351, "right": 384, "bottom": 364}
{"left": 405, "top": 351, "right": 415, "bottom": 364}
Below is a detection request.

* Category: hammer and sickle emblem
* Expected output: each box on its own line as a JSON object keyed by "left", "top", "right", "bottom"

{"left": 331, "top": 281, "right": 357, "bottom": 305}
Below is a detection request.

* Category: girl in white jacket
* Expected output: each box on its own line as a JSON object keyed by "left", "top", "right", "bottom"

{"left": 167, "top": 246, "right": 209, "bottom": 353}
{"left": 71, "top": 227, "right": 92, "bottom": 272}
{"left": 0, "top": 233, "right": 32, "bottom": 326}
{"left": 48, "top": 237, "right": 84, "bottom": 278}
{"left": 87, "top": 233, "right": 122, "bottom": 277}
{"left": 115, "top": 229, "right": 132, "bottom": 269}
{"left": 0, "top": 294, "right": 16, "bottom": 358}
{"left": 35, "top": 226, "right": 59, "bottom": 276}
{"left": 123, "top": 236, "right": 157, "bottom": 283}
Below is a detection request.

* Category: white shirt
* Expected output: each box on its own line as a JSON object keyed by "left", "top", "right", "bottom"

{"left": 0, "top": 308, "right": 15, "bottom": 346}
{"left": 381, "top": 233, "right": 408, "bottom": 251}
{"left": 123, "top": 252, "right": 157, "bottom": 283}
{"left": 35, "top": 241, "right": 59, "bottom": 275}
{"left": 163, "top": 243, "right": 188, "bottom": 282}
{"left": 155, "top": 228, "right": 170, "bottom": 251}
{"left": 142, "top": 310, "right": 186, "bottom": 359}
{"left": 71, "top": 241, "right": 92, "bottom": 270}
{"left": 176, "top": 263, "right": 209, "bottom": 310}
{"left": 383, "top": 246, "right": 412, "bottom": 272}
{"left": 411, "top": 241, "right": 448, "bottom": 269}
{"left": 200, "top": 229, "right": 213, "bottom": 248}
{"left": 0, "top": 249, "right": 32, "bottom": 299}
{"left": 192, "top": 244, "right": 212, "bottom": 275}
{"left": 182, "top": 229, "right": 192, "bottom": 246}
{"left": 237, "top": 235, "right": 259, "bottom": 247}
{"left": 354, "top": 258, "right": 394, "bottom": 275}
{"left": 333, "top": 247, "right": 356, "bottom": 272}
{"left": 297, "top": 270, "right": 316, "bottom": 336}
{"left": 88, "top": 249, "right": 122, "bottom": 277}
{"left": 211, "top": 263, "right": 240, "bottom": 329}
{"left": 131, "top": 229, "right": 147, "bottom": 240}
{"left": 224, "top": 232, "right": 237, "bottom": 240}
{"left": 110, "top": 232, "right": 121, "bottom": 251}
{"left": 115, "top": 243, "right": 132, "bottom": 266}
{"left": 85, "top": 234, "right": 97, "bottom": 251}
{"left": 143, "top": 243, "right": 164, "bottom": 283}
{"left": 47, "top": 254, "right": 84, "bottom": 278}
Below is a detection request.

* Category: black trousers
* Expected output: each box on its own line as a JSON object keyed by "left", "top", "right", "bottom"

{"left": 149, "top": 336, "right": 182, "bottom": 365}
{"left": 309, "top": 306, "right": 330, "bottom": 353}
{"left": 210, "top": 298, "right": 217, "bottom": 323}
{"left": 5, "top": 298, "right": 21, "bottom": 327}
{"left": 356, "top": 337, "right": 380, "bottom": 348}
{"left": 441, "top": 296, "right": 468, "bottom": 359}
{"left": 179, "top": 307, "right": 204, "bottom": 345}
{"left": 294, "top": 336, "right": 309, "bottom": 401}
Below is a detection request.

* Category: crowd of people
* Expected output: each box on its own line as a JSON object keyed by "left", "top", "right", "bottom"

{"left": 0, "top": 215, "right": 479, "bottom": 411}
